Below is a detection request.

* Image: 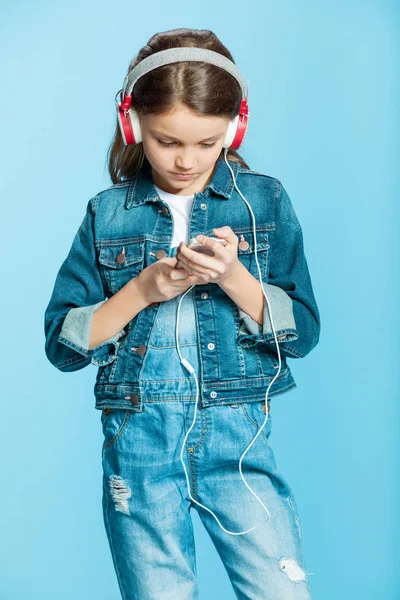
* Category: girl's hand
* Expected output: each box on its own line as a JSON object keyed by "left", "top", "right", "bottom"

{"left": 175, "top": 226, "right": 240, "bottom": 285}
{"left": 136, "top": 257, "right": 202, "bottom": 305}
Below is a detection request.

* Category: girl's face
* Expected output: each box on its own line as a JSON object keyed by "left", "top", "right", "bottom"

{"left": 140, "top": 103, "right": 231, "bottom": 195}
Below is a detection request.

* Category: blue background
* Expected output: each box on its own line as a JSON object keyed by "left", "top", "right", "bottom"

{"left": 1, "top": 1, "right": 399, "bottom": 598}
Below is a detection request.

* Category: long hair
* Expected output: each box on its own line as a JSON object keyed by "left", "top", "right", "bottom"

{"left": 106, "top": 28, "right": 250, "bottom": 183}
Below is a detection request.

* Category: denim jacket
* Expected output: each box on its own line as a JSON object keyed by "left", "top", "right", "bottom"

{"left": 44, "top": 158, "right": 321, "bottom": 412}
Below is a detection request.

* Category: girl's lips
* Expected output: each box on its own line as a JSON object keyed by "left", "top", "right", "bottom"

{"left": 171, "top": 172, "right": 195, "bottom": 180}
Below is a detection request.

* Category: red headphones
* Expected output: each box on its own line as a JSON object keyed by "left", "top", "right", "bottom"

{"left": 115, "top": 47, "right": 250, "bottom": 150}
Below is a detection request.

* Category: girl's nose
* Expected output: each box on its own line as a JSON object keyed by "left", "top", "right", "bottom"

{"left": 175, "top": 151, "right": 194, "bottom": 170}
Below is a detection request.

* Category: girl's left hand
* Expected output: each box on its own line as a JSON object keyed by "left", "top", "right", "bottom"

{"left": 175, "top": 226, "right": 241, "bottom": 285}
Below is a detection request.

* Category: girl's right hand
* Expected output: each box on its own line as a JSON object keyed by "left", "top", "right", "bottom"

{"left": 135, "top": 257, "right": 200, "bottom": 305}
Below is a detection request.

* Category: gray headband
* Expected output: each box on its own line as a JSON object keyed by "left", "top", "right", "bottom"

{"left": 122, "top": 47, "right": 248, "bottom": 99}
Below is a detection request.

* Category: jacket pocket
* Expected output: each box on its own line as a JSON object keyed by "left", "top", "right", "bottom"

{"left": 101, "top": 408, "right": 132, "bottom": 452}
{"left": 98, "top": 240, "right": 145, "bottom": 295}
{"left": 234, "top": 229, "right": 271, "bottom": 279}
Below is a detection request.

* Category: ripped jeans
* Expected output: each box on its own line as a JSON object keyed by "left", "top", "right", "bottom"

{"left": 100, "top": 399, "right": 313, "bottom": 599}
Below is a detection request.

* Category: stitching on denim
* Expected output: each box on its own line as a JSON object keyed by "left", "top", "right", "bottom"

{"left": 240, "top": 403, "right": 270, "bottom": 445}
{"left": 54, "top": 354, "right": 88, "bottom": 368}
{"left": 187, "top": 447, "right": 198, "bottom": 500}
{"left": 92, "top": 381, "right": 297, "bottom": 407}
{"left": 233, "top": 305, "right": 246, "bottom": 377}
{"left": 190, "top": 407, "right": 208, "bottom": 452}
{"left": 102, "top": 409, "right": 132, "bottom": 451}
{"left": 208, "top": 296, "right": 220, "bottom": 377}
{"left": 278, "top": 344, "right": 305, "bottom": 358}
{"left": 237, "top": 168, "right": 282, "bottom": 187}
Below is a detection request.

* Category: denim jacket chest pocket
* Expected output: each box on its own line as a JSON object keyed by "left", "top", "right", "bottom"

{"left": 98, "top": 239, "right": 146, "bottom": 295}
{"left": 233, "top": 228, "right": 272, "bottom": 280}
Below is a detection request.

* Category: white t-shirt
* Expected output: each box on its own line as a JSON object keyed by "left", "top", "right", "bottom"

{"left": 154, "top": 185, "right": 195, "bottom": 247}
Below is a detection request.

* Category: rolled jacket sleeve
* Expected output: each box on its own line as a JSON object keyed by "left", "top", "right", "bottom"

{"left": 44, "top": 197, "right": 126, "bottom": 372}
{"left": 237, "top": 183, "right": 321, "bottom": 359}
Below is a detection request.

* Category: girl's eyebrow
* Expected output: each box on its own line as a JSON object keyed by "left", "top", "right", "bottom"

{"left": 150, "top": 130, "right": 224, "bottom": 142}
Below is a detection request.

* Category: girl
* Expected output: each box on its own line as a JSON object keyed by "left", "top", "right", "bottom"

{"left": 44, "top": 28, "right": 320, "bottom": 600}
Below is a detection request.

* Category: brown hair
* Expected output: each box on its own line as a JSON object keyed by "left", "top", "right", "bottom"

{"left": 106, "top": 28, "right": 250, "bottom": 184}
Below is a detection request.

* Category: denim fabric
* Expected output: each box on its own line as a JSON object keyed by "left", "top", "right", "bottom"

{"left": 100, "top": 401, "right": 313, "bottom": 599}
{"left": 44, "top": 157, "right": 321, "bottom": 411}
{"left": 59, "top": 300, "right": 126, "bottom": 362}
{"left": 139, "top": 252, "right": 201, "bottom": 402}
{"left": 237, "top": 283, "right": 297, "bottom": 341}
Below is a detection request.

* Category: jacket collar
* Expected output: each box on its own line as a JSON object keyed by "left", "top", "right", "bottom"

{"left": 125, "top": 156, "right": 240, "bottom": 209}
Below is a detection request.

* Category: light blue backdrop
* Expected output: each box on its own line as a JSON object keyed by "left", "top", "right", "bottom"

{"left": 1, "top": 1, "right": 399, "bottom": 598}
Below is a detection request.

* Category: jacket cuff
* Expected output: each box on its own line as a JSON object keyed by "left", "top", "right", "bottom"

{"left": 237, "top": 283, "right": 298, "bottom": 348}
{"left": 57, "top": 300, "right": 126, "bottom": 366}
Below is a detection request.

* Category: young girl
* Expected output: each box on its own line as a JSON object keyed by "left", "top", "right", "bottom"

{"left": 44, "top": 28, "right": 320, "bottom": 600}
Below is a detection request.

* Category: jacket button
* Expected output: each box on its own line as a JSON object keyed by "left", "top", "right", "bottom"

{"left": 238, "top": 239, "right": 249, "bottom": 251}
{"left": 161, "top": 206, "right": 169, "bottom": 216}
{"left": 210, "top": 391, "right": 217, "bottom": 398}
{"left": 136, "top": 344, "right": 147, "bottom": 356}
{"left": 102, "top": 407, "right": 112, "bottom": 414}
{"left": 116, "top": 248, "right": 126, "bottom": 263}
{"left": 201, "top": 293, "right": 208, "bottom": 300}
{"left": 129, "top": 393, "right": 139, "bottom": 405}
{"left": 155, "top": 249, "right": 167, "bottom": 259}
{"left": 207, "top": 343, "right": 215, "bottom": 350}
{"left": 200, "top": 203, "right": 207, "bottom": 210}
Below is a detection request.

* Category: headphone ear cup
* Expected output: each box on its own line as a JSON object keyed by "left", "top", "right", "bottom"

{"left": 115, "top": 102, "right": 142, "bottom": 145}
{"left": 223, "top": 117, "right": 238, "bottom": 149}
{"left": 223, "top": 112, "right": 248, "bottom": 150}
{"left": 126, "top": 108, "right": 142, "bottom": 144}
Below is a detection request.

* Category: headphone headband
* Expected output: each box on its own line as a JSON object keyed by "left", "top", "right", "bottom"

{"left": 122, "top": 47, "right": 248, "bottom": 101}
{"left": 116, "top": 46, "right": 250, "bottom": 149}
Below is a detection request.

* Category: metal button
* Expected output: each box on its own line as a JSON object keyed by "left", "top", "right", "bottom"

{"left": 129, "top": 393, "right": 139, "bottom": 405}
{"left": 102, "top": 407, "right": 112, "bottom": 414}
{"left": 200, "top": 203, "right": 207, "bottom": 210}
{"left": 261, "top": 402, "right": 271, "bottom": 414}
{"left": 161, "top": 206, "right": 169, "bottom": 216}
{"left": 210, "top": 391, "right": 217, "bottom": 398}
{"left": 116, "top": 247, "right": 126, "bottom": 264}
{"left": 207, "top": 343, "right": 215, "bottom": 350}
{"left": 238, "top": 239, "right": 249, "bottom": 251}
{"left": 155, "top": 249, "right": 167, "bottom": 259}
{"left": 136, "top": 345, "right": 147, "bottom": 356}
{"left": 201, "top": 293, "right": 208, "bottom": 300}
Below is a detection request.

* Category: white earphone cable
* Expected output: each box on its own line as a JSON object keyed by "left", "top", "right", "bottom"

{"left": 174, "top": 148, "right": 284, "bottom": 535}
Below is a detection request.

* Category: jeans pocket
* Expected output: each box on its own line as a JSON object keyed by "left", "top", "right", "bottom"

{"left": 239, "top": 401, "right": 272, "bottom": 444}
{"left": 101, "top": 408, "right": 132, "bottom": 452}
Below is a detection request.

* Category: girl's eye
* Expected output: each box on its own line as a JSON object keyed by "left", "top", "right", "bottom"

{"left": 157, "top": 140, "right": 216, "bottom": 149}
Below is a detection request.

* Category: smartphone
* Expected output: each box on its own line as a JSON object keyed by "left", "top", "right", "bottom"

{"left": 175, "top": 236, "right": 227, "bottom": 269}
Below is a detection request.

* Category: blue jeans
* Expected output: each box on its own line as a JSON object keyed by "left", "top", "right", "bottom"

{"left": 100, "top": 399, "right": 313, "bottom": 599}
